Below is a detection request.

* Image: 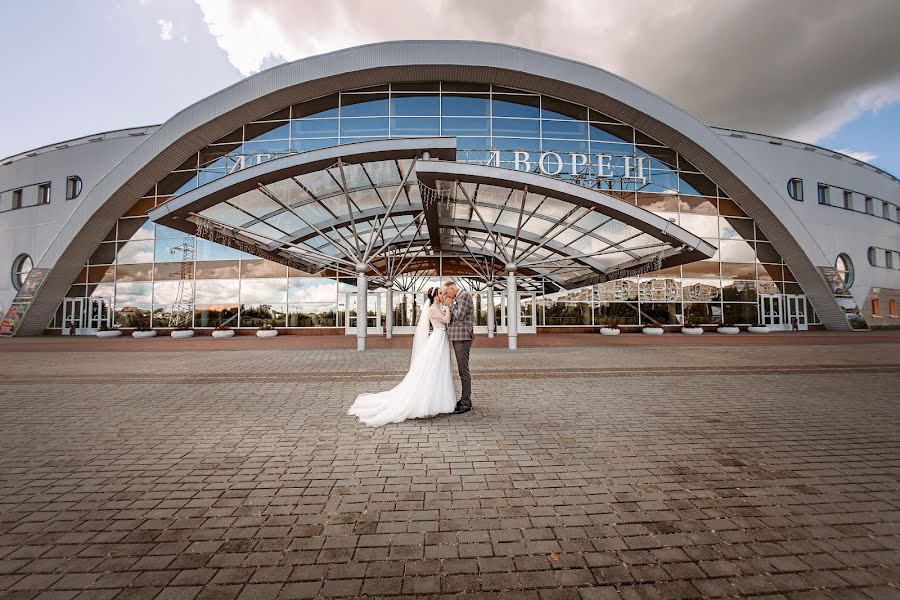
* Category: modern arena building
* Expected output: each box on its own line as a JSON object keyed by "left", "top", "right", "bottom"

{"left": 2, "top": 41, "right": 898, "bottom": 347}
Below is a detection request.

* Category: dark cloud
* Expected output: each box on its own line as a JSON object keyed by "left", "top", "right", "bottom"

{"left": 197, "top": 0, "right": 900, "bottom": 141}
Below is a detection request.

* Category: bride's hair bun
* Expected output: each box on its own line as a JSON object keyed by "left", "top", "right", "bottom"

{"left": 426, "top": 287, "right": 440, "bottom": 303}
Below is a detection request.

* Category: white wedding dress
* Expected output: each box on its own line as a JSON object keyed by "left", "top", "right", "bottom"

{"left": 348, "top": 299, "right": 456, "bottom": 427}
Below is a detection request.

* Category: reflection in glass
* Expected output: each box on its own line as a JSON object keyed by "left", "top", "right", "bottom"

{"left": 722, "top": 280, "right": 757, "bottom": 301}
{"left": 287, "top": 303, "right": 337, "bottom": 327}
{"left": 115, "top": 304, "right": 151, "bottom": 328}
{"left": 683, "top": 302, "right": 721, "bottom": 324}
{"left": 116, "top": 240, "right": 154, "bottom": 264}
{"left": 194, "top": 304, "right": 238, "bottom": 327}
{"left": 542, "top": 301, "right": 591, "bottom": 326}
{"left": 593, "top": 302, "right": 639, "bottom": 325}
{"left": 723, "top": 303, "right": 757, "bottom": 324}
{"left": 640, "top": 302, "right": 682, "bottom": 325}
{"left": 195, "top": 279, "right": 240, "bottom": 304}
{"left": 240, "top": 304, "right": 286, "bottom": 327}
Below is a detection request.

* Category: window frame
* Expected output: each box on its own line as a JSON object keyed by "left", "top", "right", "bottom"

{"left": 37, "top": 182, "right": 51, "bottom": 205}
{"left": 65, "top": 176, "right": 82, "bottom": 200}
{"left": 786, "top": 178, "right": 803, "bottom": 201}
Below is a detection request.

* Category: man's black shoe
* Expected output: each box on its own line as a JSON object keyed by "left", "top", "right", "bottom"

{"left": 453, "top": 404, "right": 472, "bottom": 414}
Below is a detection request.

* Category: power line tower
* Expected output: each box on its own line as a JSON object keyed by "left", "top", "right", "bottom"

{"left": 168, "top": 239, "right": 195, "bottom": 327}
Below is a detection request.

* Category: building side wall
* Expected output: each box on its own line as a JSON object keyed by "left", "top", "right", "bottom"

{"left": 0, "top": 133, "right": 152, "bottom": 310}
{"left": 719, "top": 133, "right": 900, "bottom": 322}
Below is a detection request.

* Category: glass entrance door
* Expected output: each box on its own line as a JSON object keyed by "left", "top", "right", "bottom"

{"left": 344, "top": 292, "right": 383, "bottom": 335}
{"left": 62, "top": 297, "right": 111, "bottom": 334}
{"left": 759, "top": 294, "right": 783, "bottom": 329}
{"left": 496, "top": 290, "right": 537, "bottom": 334}
{"left": 785, "top": 294, "right": 808, "bottom": 331}
{"left": 63, "top": 297, "right": 85, "bottom": 335}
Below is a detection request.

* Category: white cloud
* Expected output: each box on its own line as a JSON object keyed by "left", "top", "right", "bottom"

{"left": 157, "top": 18, "right": 173, "bottom": 41}
{"left": 192, "top": 0, "right": 900, "bottom": 143}
{"left": 835, "top": 149, "right": 878, "bottom": 163}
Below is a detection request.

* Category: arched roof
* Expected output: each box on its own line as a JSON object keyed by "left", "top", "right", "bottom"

{"left": 12, "top": 40, "right": 850, "bottom": 334}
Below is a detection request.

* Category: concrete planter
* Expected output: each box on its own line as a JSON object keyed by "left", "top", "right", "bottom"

{"left": 212, "top": 330, "right": 235, "bottom": 338}
{"left": 96, "top": 330, "right": 122, "bottom": 338}
{"left": 748, "top": 326, "right": 771, "bottom": 334}
{"left": 642, "top": 327, "right": 664, "bottom": 335}
{"left": 681, "top": 327, "right": 704, "bottom": 335}
{"left": 256, "top": 330, "right": 278, "bottom": 338}
{"left": 599, "top": 327, "right": 620, "bottom": 336}
{"left": 132, "top": 330, "right": 157, "bottom": 338}
{"left": 717, "top": 326, "right": 740, "bottom": 335}
{"left": 171, "top": 330, "right": 195, "bottom": 338}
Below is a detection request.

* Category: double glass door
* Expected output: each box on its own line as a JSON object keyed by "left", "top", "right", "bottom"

{"left": 496, "top": 290, "right": 537, "bottom": 334}
{"left": 342, "top": 289, "right": 538, "bottom": 335}
{"left": 759, "top": 294, "right": 807, "bottom": 330}
{"left": 62, "top": 297, "right": 112, "bottom": 334}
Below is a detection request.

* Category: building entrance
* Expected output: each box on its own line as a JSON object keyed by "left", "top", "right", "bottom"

{"left": 62, "top": 297, "right": 112, "bottom": 335}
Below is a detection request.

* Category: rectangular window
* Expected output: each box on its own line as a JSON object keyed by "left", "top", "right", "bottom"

{"left": 12, "top": 189, "right": 23, "bottom": 209}
{"left": 817, "top": 184, "right": 829, "bottom": 205}
{"left": 865, "top": 196, "right": 874, "bottom": 214}
{"left": 883, "top": 202, "right": 891, "bottom": 219}
{"left": 890, "top": 299, "right": 897, "bottom": 318}
{"left": 887, "top": 252, "right": 895, "bottom": 269}
{"left": 871, "top": 298, "right": 881, "bottom": 317}
{"left": 843, "top": 190, "right": 853, "bottom": 209}
{"left": 38, "top": 183, "right": 51, "bottom": 204}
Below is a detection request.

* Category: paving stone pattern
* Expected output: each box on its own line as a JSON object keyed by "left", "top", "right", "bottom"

{"left": 1, "top": 343, "right": 899, "bottom": 599}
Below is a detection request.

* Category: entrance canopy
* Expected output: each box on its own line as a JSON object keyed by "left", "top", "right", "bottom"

{"left": 148, "top": 137, "right": 716, "bottom": 289}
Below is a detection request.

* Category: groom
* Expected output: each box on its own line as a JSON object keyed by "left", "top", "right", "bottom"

{"left": 443, "top": 281, "right": 474, "bottom": 414}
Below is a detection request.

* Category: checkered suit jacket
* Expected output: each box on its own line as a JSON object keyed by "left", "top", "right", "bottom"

{"left": 447, "top": 290, "right": 474, "bottom": 341}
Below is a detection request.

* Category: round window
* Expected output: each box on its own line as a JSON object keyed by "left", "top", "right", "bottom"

{"left": 12, "top": 254, "right": 33, "bottom": 291}
{"left": 835, "top": 253, "right": 854, "bottom": 288}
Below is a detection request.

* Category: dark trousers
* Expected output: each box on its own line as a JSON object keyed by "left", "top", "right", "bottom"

{"left": 452, "top": 339, "right": 473, "bottom": 406}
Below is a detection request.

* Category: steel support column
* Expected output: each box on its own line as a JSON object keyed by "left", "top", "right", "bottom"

{"left": 506, "top": 267, "right": 518, "bottom": 350}
{"left": 385, "top": 287, "right": 393, "bottom": 339}
{"left": 356, "top": 264, "right": 367, "bottom": 351}
{"left": 486, "top": 284, "right": 495, "bottom": 339}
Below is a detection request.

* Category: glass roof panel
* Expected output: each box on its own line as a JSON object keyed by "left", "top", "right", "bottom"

{"left": 200, "top": 203, "right": 252, "bottom": 227}
{"left": 229, "top": 190, "right": 281, "bottom": 218}
{"left": 295, "top": 170, "right": 342, "bottom": 197}
{"left": 366, "top": 160, "right": 402, "bottom": 187}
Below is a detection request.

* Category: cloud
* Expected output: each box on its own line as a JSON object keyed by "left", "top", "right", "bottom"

{"left": 836, "top": 149, "right": 878, "bottom": 163}
{"left": 157, "top": 18, "right": 173, "bottom": 41}
{"left": 193, "top": 0, "right": 900, "bottom": 144}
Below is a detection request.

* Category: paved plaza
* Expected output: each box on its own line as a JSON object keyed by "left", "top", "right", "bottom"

{"left": 1, "top": 336, "right": 899, "bottom": 599}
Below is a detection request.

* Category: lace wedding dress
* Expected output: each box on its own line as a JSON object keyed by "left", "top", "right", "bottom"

{"left": 348, "top": 300, "right": 456, "bottom": 427}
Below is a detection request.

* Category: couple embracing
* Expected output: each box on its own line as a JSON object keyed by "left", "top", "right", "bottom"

{"left": 349, "top": 281, "right": 474, "bottom": 427}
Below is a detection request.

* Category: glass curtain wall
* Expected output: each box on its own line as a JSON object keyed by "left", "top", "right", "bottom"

{"left": 51, "top": 83, "right": 819, "bottom": 328}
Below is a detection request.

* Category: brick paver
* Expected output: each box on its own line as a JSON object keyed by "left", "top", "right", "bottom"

{"left": 1, "top": 340, "right": 898, "bottom": 599}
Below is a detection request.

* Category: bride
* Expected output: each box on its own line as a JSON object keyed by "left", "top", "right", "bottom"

{"left": 348, "top": 286, "right": 456, "bottom": 426}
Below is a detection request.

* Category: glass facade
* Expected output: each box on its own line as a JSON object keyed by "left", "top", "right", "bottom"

{"left": 51, "top": 82, "right": 819, "bottom": 329}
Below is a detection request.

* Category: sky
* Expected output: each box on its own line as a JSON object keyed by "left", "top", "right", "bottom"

{"left": 1, "top": 0, "right": 899, "bottom": 177}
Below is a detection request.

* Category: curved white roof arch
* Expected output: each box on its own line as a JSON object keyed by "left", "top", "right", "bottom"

{"left": 12, "top": 40, "right": 850, "bottom": 334}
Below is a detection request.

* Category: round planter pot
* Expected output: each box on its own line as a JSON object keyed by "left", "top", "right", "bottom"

{"left": 748, "top": 326, "right": 770, "bottom": 334}
{"left": 96, "top": 330, "right": 122, "bottom": 338}
{"left": 212, "top": 330, "right": 235, "bottom": 338}
{"left": 256, "top": 330, "right": 278, "bottom": 338}
{"left": 681, "top": 327, "right": 704, "bottom": 335}
{"left": 132, "top": 330, "right": 157, "bottom": 338}
{"left": 642, "top": 327, "right": 664, "bottom": 335}
{"left": 599, "top": 327, "right": 620, "bottom": 336}
{"left": 717, "top": 326, "right": 740, "bottom": 335}
{"left": 170, "top": 330, "right": 195, "bottom": 338}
